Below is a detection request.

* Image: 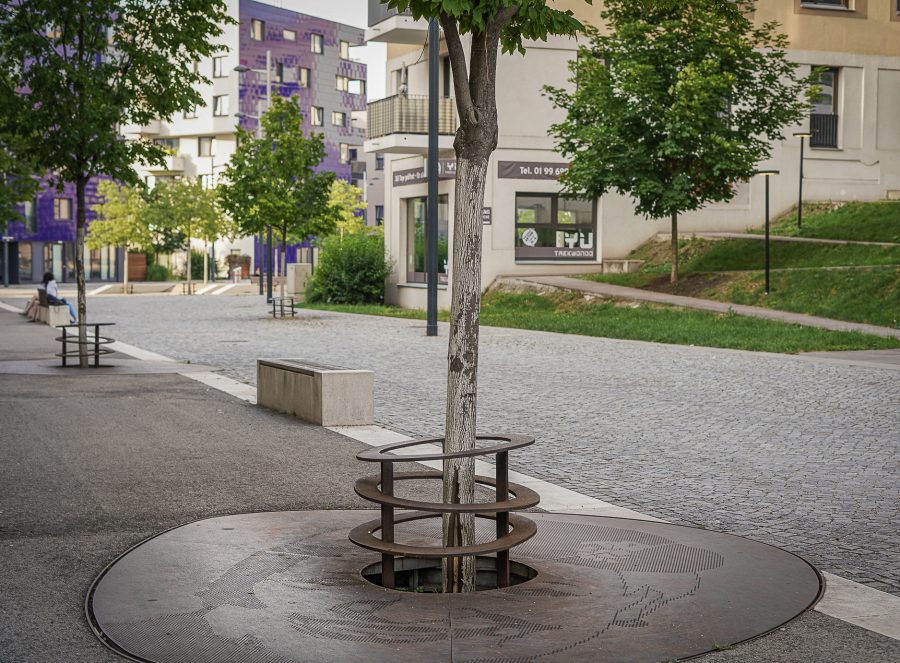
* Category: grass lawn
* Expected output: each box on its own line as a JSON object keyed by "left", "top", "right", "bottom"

{"left": 753, "top": 201, "right": 900, "bottom": 243}
{"left": 299, "top": 291, "right": 900, "bottom": 354}
{"left": 585, "top": 219, "right": 900, "bottom": 327}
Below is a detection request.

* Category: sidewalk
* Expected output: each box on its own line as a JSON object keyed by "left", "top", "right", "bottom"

{"left": 509, "top": 274, "right": 900, "bottom": 339}
{"left": 1, "top": 307, "right": 898, "bottom": 662}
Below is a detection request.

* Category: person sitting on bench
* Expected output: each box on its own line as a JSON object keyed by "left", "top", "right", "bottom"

{"left": 22, "top": 288, "right": 42, "bottom": 321}
{"left": 42, "top": 272, "right": 76, "bottom": 323}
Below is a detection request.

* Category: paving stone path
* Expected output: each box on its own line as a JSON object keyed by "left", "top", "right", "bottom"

{"left": 67, "top": 295, "right": 900, "bottom": 596}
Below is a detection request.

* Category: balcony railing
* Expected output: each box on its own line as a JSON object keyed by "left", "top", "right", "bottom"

{"left": 810, "top": 113, "right": 838, "bottom": 148}
{"left": 367, "top": 95, "right": 457, "bottom": 140}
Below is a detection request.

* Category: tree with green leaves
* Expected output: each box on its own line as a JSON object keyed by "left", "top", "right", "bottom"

{"left": 143, "top": 178, "right": 219, "bottom": 292}
{"left": 546, "top": 0, "right": 815, "bottom": 283}
{"left": 0, "top": 135, "right": 38, "bottom": 235}
{"left": 87, "top": 181, "right": 151, "bottom": 293}
{"left": 0, "top": 0, "right": 230, "bottom": 365}
{"left": 329, "top": 179, "right": 370, "bottom": 238}
{"left": 386, "top": 0, "right": 585, "bottom": 593}
{"left": 219, "top": 95, "right": 336, "bottom": 298}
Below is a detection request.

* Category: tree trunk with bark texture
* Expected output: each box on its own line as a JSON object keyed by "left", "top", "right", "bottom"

{"left": 75, "top": 177, "right": 88, "bottom": 367}
{"left": 439, "top": 10, "right": 510, "bottom": 593}
{"left": 203, "top": 242, "right": 209, "bottom": 286}
{"left": 123, "top": 249, "right": 129, "bottom": 294}
{"left": 670, "top": 211, "right": 678, "bottom": 284}
{"left": 185, "top": 227, "right": 192, "bottom": 294}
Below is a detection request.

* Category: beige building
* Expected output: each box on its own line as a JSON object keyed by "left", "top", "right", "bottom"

{"left": 365, "top": 0, "right": 900, "bottom": 309}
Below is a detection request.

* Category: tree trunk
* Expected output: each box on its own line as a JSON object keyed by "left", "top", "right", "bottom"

{"left": 123, "top": 248, "right": 129, "bottom": 294}
{"left": 670, "top": 211, "right": 678, "bottom": 284}
{"left": 75, "top": 177, "right": 88, "bottom": 367}
{"left": 280, "top": 231, "right": 287, "bottom": 299}
{"left": 185, "top": 230, "right": 192, "bottom": 294}
{"left": 203, "top": 241, "right": 209, "bottom": 286}
{"left": 442, "top": 156, "right": 488, "bottom": 593}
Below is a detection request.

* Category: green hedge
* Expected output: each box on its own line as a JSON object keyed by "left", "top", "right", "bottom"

{"left": 306, "top": 233, "right": 391, "bottom": 304}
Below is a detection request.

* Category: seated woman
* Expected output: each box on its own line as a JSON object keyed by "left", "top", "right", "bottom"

{"left": 42, "top": 272, "right": 77, "bottom": 323}
{"left": 22, "top": 289, "right": 41, "bottom": 321}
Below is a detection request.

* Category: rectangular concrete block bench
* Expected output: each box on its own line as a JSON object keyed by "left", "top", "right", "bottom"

{"left": 257, "top": 359, "right": 374, "bottom": 426}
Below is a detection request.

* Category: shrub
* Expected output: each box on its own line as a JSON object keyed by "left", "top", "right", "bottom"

{"left": 190, "top": 250, "right": 206, "bottom": 280}
{"left": 146, "top": 263, "right": 171, "bottom": 281}
{"left": 306, "top": 233, "right": 391, "bottom": 304}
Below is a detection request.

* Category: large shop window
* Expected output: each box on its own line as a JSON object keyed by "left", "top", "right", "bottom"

{"left": 406, "top": 195, "right": 449, "bottom": 285}
{"left": 515, "top": 193, "right": 596, "bottom": 261}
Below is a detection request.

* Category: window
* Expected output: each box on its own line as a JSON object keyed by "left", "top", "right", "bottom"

{"left": 515, "top": 193, "right": 596, "bottom": 261}
{"left": 19, "top": 243, "right": 32, "bottom": 282}
{"left": 340, "top": 40, "right": 350, "bottom": 59}
{"left": 54, "top": 198, "right": 72, "bottom": 221}
{"left": 375, "top": 154, "right": 384, "bottom": 171}
{"left": 198, "top": 136, "right": 214, "bottom": 157}
{"left": 336, "top": 75, "right": 349, "bottom": 92}
{"left": 348, "top": 79, "right": 365, "bottom": 96}
{"left": 251, "top": 19, "right": 265, "bottom": 41}
{"left": 340, "top": 143, "right": 350, "bottom": 164}
{"left": 183, "top": 105, "right": 198, "bottom": 119}
{"left": 331, "top": 111, "right": 346, "bottom": 126}
{"left": 375, "top": 205, "right": 384, "bottom": 226}
{"left": 298, "top": 67, "right": 310, "bottom": 88}
{"left": 21, "top": 199, "right": 37, "bottom": 233}
{"left": 349, "top": 148, "right": 358, "bottom": 162}
{"left": 199, "top": 174, "right": 215, "bottom": 189}
{"left": 442, "top": 56, "right": 451, "bottom": 97}
{"left": 311, "top": 33, "right": 323, "bottom": 54}
{"left": 801, "top": 1, "right": 848, "bottom": 6}
{"left": 275, "top": 61, "right": 284, "bottom": 83}
{"left": 406, "top": 195, "right": 449, "bottom": 284}
{"left": 212, "top": 56, "right": 226, "bottom": 78}
{"left": 310, "top": 106, "right": 324, "bottom": 126}
{"left": 153, "top": 137, "right": 180, "bottom": 152}
{"left": 283, "top": 29, "right": 296, "bottom": 41}
{"left": 213, "top": 95, "right": 229, "bottom": 116}
{"left": 810, "top": 67, "right": 839, "bottom": 148}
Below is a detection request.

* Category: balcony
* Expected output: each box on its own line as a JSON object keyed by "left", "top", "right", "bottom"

{"left": 366, "top": 0, "right": 427, "bottom": 44}
{"left": 119, "top": 119, "right": 161, "bottom": 137}
{"left": 365, "top": 94, "right": 456, "bottom": 155}
{"left": 810, "top": 113, "right": 839, "bottom": 148}
{"left": 146, "top": 154, "right": 185, "bottom": 173}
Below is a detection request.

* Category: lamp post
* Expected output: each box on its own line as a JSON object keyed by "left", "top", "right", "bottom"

{"left": 426, "top": 18, "right": 439, "bottom": 337}
{"left": 792, "top": 132, "right": 812, "bottom": 231}
{"left": 2, "top": 234, "right": 13, "bottom": 287}
{"left": 755, "top": 170, "right": 780, "bottom": 295}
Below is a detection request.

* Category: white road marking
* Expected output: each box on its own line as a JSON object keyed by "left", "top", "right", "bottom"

{"left": 195, "top": 284, "right": 220, "bottom": 295}
{"left": 89, "top": 284, "right": 114, "bottom": 296}
{"left": 0, "top": 302, "right": 23, "bottom": 313}
{"left": 211, "top": 283, "right": 237, "bottom": 295}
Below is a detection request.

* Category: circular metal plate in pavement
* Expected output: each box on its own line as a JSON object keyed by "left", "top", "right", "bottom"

{"left": 87, "top": 511, "right": 822, "bottom": 663}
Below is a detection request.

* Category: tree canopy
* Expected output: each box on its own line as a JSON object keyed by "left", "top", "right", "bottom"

{"left": 87, "top": 181, "right": 151, "bottom": 252}
{"left": 546, "top": 0, "right": 814, "bottom": 281}
{"left": 328, "top": 179, "right": 370, "bottom": 238}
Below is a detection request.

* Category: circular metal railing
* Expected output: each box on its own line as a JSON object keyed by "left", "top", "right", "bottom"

{"left": 55, "top": 323, "right": 116, "bottom": 368}
{"left": 349, "top": 434, "right": 539, "bottom": 589}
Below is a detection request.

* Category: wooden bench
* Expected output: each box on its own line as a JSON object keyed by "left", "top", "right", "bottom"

{"left": 37, "top": 289, "right": 69, "bottom": 327}
{"left": 55, "top": 322, "right": 116, "bottom": 367}
{"left": 257, "top": 359, "right": 374, "bottom": 426}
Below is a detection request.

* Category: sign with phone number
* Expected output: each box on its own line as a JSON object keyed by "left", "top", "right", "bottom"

{"left": 497, "top": 161, "right": 570, "bottom": 180}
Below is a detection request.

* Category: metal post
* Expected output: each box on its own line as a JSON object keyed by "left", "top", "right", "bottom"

{"left": 496, "top": 450, "right": 510, "bottom": 588}
{"left": 380, "top": 462, "right": 395, "bottom": 589}
{"left": 258, "top": 231, "right": 264, "bottom": 295}
{"left": 266, "top": 225, "right": 273, "bottom": 303}
{"left": 765, "top": 175, "right": 771, "bottom": 295}
{"left": 2, "top": 237, "right": 9, "bottom": 287}
{"left": 797, "top": 137, "right": 805, "bottom": 231}
{"left": 425, "top": 18, "right": 439, "bottom": 337}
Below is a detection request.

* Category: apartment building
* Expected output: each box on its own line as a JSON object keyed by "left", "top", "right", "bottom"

{"left": 366, "top": 0, "right": 900, "bottom": 309}
{"left": 128, "top": 0, "right": 367, "bottom": 273}
{"left": 2, "top": 0, "right": 366, "bottom": 284}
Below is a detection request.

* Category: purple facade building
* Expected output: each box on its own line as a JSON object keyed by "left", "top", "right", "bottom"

{"left": 2, "top": 0, "right": 366, "bottom": 284}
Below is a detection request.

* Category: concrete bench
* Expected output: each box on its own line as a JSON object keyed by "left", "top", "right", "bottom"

{"left": 257, "top": 359, "right": 374, "bottom": 426}
{"left": 37, "top": 289, "right": 69, "bottom": 327}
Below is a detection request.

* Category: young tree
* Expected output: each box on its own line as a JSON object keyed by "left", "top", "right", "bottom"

{"left": 546, "top": 0, "right": 814, "bottom": 283}
{"left": 143, "top": 178, "right": 219, "bottom": 292}
{"left": 386, "top": 0, "right": 585, "bottom": 593}
{"left": 87, "top": 181, "right": 150, "bottom": 293}
{"left": 0, "top": 133, "right": 38, "bottom": 286}
{"left": 329, "top": 179, "right": 370, "bottom": 238}
{"left": 0, "top": 0, "right": 230, "bottom": 365}
{"left": 196, "top": 186, "right": 236, "bottom": 285}
{"left": 219, "top": 95, "right": 336, "bottom": 297}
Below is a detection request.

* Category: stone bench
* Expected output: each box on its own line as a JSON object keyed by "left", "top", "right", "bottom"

{"left": 257, "top": 359, "right": 374, "bottom": 426}
{"left": 37, "top": 289, "right": 69, "bottom": 326}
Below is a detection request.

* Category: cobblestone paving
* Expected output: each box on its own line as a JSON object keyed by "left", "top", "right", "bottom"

{"left": 72, "top": 295, "right": 900, "bottom": 595}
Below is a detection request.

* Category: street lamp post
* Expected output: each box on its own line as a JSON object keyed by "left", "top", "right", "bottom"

{"left": 755, "top": 170, "right": 780, "bottom": 295}
{"left": 792, "top": 132, "right": 812, "bottom": 231}
{"left": 2, "top": 235, "right": 13, "bottom": 287}
{"left": 426, "top": 18, "right": 439, "bottom": 337}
